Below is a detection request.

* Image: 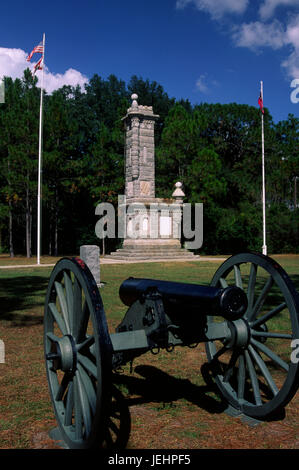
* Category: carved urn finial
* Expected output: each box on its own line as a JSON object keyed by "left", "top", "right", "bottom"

{"left": 131, "top": 93, "right": 138, "bottom": 108}
{"left": 172, "top": 182, "right": 185, "bottom": 203}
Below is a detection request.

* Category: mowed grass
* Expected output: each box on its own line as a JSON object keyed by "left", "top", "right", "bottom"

{"left": 0, "top": 254, "right": 298, "bottom": 449}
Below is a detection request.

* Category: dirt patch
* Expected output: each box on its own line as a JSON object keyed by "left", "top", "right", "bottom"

{"left": 31, "top": 431, "right": 63, "bottom": 449}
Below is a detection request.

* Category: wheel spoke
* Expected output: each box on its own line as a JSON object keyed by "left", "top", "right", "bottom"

{"left": 74, "top": 375, "right": 83, "bottom": 440}
{"left": 46, "top": 331, "right": 61, "bottom": 343}
{"left": 244, "top": 350, "right": 262, "bottom": 406}
{"left": 73, "top": 277, "right": 82, "bottom": 340}
{"left": 247, "top": 275, "right": 274, "bottom": 321}
{"left": 223, "top": 350, "right": 239, "bottom": 383}
{"left": 77, "top": 301, "right": 90, "bottom": 343}
{"left": 77, "top": 335, "right": 95, "bottom": 352}
{"left": 55, "top": 281, "right": 71, "bottom": 333}
{"left": 252, "top": 331, "right": 292, "bottom": 339}
{"left": 211, "top": 344, "right": 228, "bottom": 362}
{"left": 234, "top": 264, "right": 243, "bottom": 289}
{"left": 237, "top": 353, "right": 246, "bottom": 401}
{"left": 108, "top": 417, "right": 120, "bottom": 437}
{"left": 75, "top": 370, "right": 92, "bottom": 436}
{"left": 219, "top": 277, "right": 228, "bottom": 288}
{"left": 251, "top": 338, "right": 289, "bottom": 372}
{"left": 248, "top": 345, "right": 278, "bottom": 397}
{"left": 55, "top": 373, "right": 71, "bottom": 401}
{"left": 77, "top": 363, "right": 97, "bottom": 415}
{"left": 246, "top": 263, "right": 257, "bottom": 316}
{"left": 64, "top": 271, "right": 74, "bottom": 333}
{"left": 48, "top": 303, "right": 67, "bottom": 336}
{"left": 77, "top": 352, "right": 98, "bottom": 378}
{"left": 64, "top": 380, "right": 74, "bottom": 426}
{"left": 251, "top": 302, "right": 287, "bottom": 328}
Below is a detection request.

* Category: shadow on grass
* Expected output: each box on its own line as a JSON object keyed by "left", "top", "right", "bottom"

{"left": 97, "top": 364, "right": 226, "bottom": 449}
{"left": 0, "top": 274, "right": 50, "bottom": 326}
{"left": 113, "top": 363, "right": 227, "bottom": 416}
{"left": 105, "top": 360, "right": 288, "bottom": 448}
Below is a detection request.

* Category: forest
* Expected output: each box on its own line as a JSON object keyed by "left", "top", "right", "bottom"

{"left": 0, "top": 70, "right": 298, "bottom": 256}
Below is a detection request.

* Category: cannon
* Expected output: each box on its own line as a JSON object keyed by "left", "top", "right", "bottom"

{"left": 44, "top": 252, "right": 299, "bottom": 449}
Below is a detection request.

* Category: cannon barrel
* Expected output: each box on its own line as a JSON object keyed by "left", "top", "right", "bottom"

{"left": 119, "top": 277, "right": 248, "bottom": 321}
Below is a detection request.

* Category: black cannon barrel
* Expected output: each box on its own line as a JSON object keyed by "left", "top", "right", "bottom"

{"left": 119, "top": 277, "right": 248, "bottom": 321}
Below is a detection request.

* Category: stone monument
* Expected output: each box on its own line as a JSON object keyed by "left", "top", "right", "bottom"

{"left": 80, "top": 245, "right": 101, "bottom": 285}
{"left": 109, "top": 94, "right": 198, "bottom": 260}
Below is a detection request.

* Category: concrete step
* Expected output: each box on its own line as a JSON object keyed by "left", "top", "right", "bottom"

{"left": 112, "top": 247, "right": 193, "bottom": 254}
{"left": 108, "top": 249, "right": 197, "bottom": 260}
{"left": 110, "top": 251, "right": 194, "bottom": 257}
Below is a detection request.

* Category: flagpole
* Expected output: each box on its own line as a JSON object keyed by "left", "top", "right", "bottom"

{"left": 261, "top": 80, "right": 267, "bottom": 256}
{"left": 37, "top": 33, "right": 45, "bottom": 265}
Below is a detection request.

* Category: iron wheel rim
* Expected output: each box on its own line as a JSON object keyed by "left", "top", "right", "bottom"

{"left": 205, "top": 252, "right": 299, "bottom": 419}
{"left": 44, "top": 257, "right": 112, "bottom": 449}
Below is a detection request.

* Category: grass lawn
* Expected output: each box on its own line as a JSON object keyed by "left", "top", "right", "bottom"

{"left": 0, "top": 254, "right": 298, "bottom": 449}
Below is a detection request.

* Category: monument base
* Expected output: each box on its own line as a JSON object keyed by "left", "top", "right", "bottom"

{"left": 108, "top": 238, "right": 199, "bottom": 260}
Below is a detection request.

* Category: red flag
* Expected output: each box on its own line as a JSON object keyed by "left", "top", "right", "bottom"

{"left": 27, "top": 42, "right": 44, "bottom": 61}
{"left": 258, "top": 92, "right": 264, "bottom": 114}
{"left": 33, "top": 57, "right": 43, "bottom": 75}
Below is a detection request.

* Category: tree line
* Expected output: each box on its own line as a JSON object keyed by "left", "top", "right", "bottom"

{"left": 0, "top": 70, "right": 298, "bottom": 257}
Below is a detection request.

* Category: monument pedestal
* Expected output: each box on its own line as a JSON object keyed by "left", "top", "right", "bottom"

{"left": 109, "top": 195, "right": 198, "bottom": 261}
{"left": 109, "top": 243, "right": 197, "bottom": 260}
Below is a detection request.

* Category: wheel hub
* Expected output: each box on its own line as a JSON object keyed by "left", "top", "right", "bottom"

{"left": 225, "top": 318, "right": 251, "bottom": 349}
{"left": 46, "top": 335, "right": 77, "bottom": 373}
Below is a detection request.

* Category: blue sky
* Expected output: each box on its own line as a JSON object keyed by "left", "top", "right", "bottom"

{"left": 0, "top": 0, "right": 299, "bottom": 122}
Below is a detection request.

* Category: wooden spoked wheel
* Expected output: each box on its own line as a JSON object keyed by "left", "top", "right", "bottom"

{"left": 205, "top": 252, "right": 299, "bottom": 419}
{"left": 44, "top": 257, "right": 112, "bottom": 449}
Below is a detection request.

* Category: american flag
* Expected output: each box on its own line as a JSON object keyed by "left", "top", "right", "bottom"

{"left": 27, "top": 41, "right": 44, "bottom": 62}
{"left": 33, "top": 56, "right": 43, "bottom": 74}
{"left": 258, "top": 92, "right": 264, "bottom": 114}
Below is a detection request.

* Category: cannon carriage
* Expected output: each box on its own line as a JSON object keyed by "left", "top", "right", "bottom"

{"left": 43, "top": 252, "right": 299, "bottom": 449}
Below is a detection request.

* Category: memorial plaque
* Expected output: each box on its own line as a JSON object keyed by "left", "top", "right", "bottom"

{"left": 160, "top": 216, "right": 172, "bottom": 237}
{"left": 140, "top": 181, "right": 150, "bottom": 196}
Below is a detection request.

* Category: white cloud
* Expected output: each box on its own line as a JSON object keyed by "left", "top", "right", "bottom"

{"left": 282, "top": 50, "right": 299, "bottom": 77}
{"left": 282, "top": 14, "right": 299, "bottom": 76}
{"left": 259, "top": 0, "right": 299, "bottom": 20}
{"left": 286, "top": 14, "right": 299, "bottom": 48}
{"left": 0, "top": 47, "right": 29, "bottom": 80}
{"left": 176, "top": 0, "right": 249, "bottom": 20}
{"left": 195, "top": 73, "right": 219, "bottom": 93}
{"left": 176, "top": 0, "right": 299, "bottom": 80}
{"left": 196, "top": 74, "right": 209, "bottom": 93}
{"left": 232, "top": 20, "right": 286, "bottom": 50}
{"left": 0, "top": 47, "right": 88, "bottom": 93}
{"left": 233, "top": 14, "right": 299, "bottom": 78}
{"left": 42, "top": 67, "right": 88, "bottom": 94}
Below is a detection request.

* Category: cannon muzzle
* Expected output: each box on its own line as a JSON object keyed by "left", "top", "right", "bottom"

{"left": 119, "top": 277, "right": 248, "bottom": 321}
